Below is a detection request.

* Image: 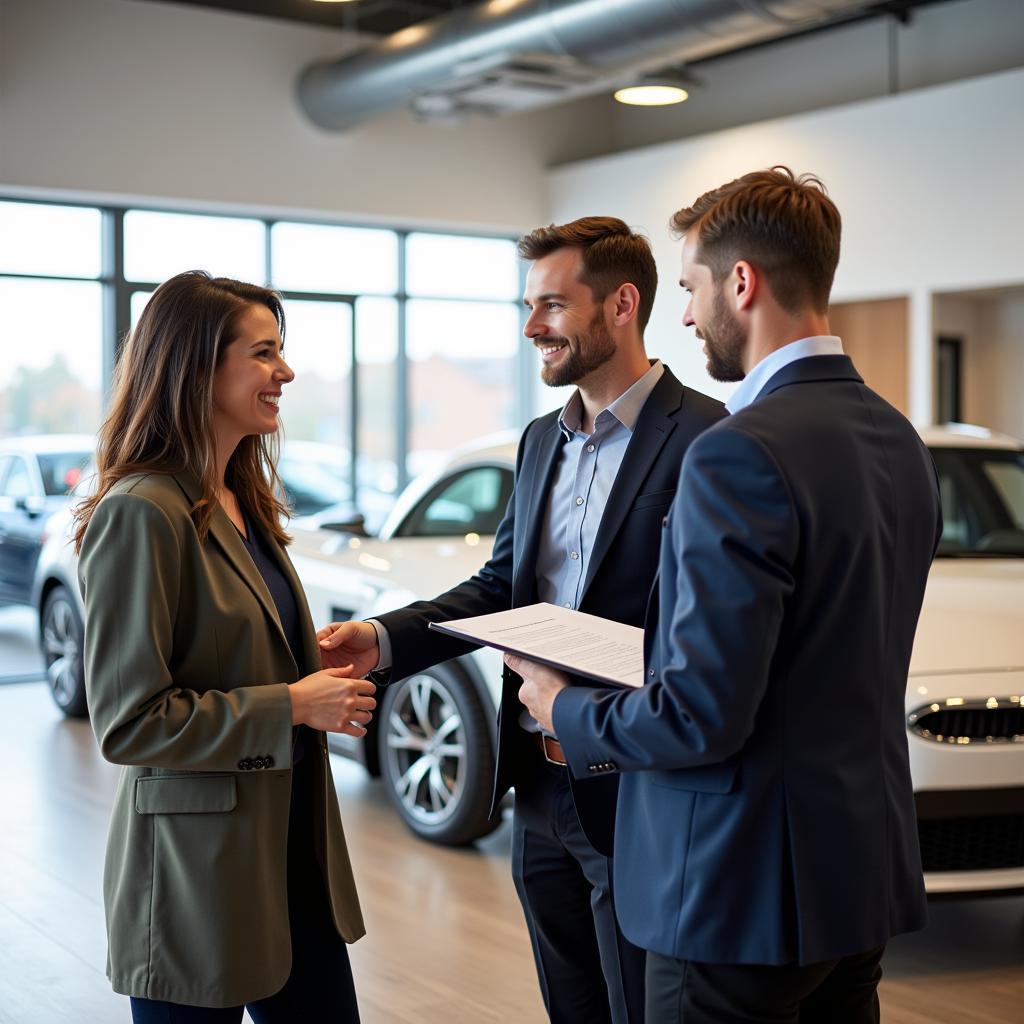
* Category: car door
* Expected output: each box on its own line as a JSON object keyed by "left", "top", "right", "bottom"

{"left": 0, "top": 455, "right": 46, "bottom": 604}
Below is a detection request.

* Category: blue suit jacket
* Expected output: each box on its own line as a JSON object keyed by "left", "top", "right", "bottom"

{"left": 553, "top": 356, "right": 942, "bottom": 965}
{"left": 376, "top": 367, "right": 725, "bottom": 853}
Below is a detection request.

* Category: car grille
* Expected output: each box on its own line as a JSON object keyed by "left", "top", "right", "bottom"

{"left": 907, "top": 698, "right": 1023, "bottom": 744}
{"left": 918, "top": 814, "right": 1024, "bottom": 872}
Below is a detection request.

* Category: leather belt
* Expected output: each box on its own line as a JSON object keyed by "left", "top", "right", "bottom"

{"left": 530, "top": 731, "right": 567, "bottom": 766}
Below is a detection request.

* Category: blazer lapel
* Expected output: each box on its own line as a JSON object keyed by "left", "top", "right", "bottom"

{"left": 580, "top": 370, "right": 682, "bottom": 600}
{"left": 512, "top": 421, "right": 566, "bottom": 605}
{"left": 171, "top": 473, "right": 294, "bottom": 667}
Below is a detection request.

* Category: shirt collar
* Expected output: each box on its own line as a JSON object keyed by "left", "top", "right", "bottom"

{"left": 725, "top": 336, "right": 844, "bottom": 414}
{"left": 558, "top": 360, "right": 664, "bottom": 438}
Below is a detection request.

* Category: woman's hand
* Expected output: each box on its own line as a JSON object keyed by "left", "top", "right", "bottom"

{"left": 289, "top": 668, "right": 377, "bottom": 737}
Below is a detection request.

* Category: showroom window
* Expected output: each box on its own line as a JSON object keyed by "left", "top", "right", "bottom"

{"left": 405, "top": 233, "right": 522, "bottom": 477}
{"left": 0, "top": 201, "right": 105, "bottom": 437}
{"left": 0, "top": 197, "right": 528, "bottom": 529}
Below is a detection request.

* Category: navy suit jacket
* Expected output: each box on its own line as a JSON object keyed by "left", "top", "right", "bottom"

{"left": 553, "top": 356, "right": 942, "bottom": 965}
{"left": 376, "top": 367, "right": 725, "bottom": 854}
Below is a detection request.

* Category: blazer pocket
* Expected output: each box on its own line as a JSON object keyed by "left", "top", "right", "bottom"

{"left": 649, "top": 759, "right": 738, "bottom": 794}
{"left": 630, "top": 488, "right": 677, "bottom": 512}
{"left": 135, "top": 774, "right": 238, "bottom": 814}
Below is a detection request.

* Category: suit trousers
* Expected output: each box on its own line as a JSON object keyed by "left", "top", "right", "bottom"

{"left": 511, "top": 751, "right": 646, "bottom": 1024}
{"left": 130, "top": 754, "right": 360, "bottom": 1024}
{"left": 644, "top": 946, "right": 884, "bottom": 1024}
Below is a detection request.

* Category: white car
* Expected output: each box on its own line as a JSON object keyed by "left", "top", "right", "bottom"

{"left": 33, "top": 427, "right": 1024, "bottom": 891}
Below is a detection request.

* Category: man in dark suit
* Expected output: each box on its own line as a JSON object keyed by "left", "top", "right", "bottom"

{"left": 514, "top": 169, "right": 942, "bottom": 1023}
{"left": 318, "top": 216, "right": 724, "bottom": 1023}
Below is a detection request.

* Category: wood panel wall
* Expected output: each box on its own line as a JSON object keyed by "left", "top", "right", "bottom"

{"left": 828, "top": 297, "right": 910, "bottom": 414}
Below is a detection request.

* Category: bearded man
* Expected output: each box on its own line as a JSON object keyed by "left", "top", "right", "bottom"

{"left": 318, "top": 216, "right": 724, "bottom": 1023}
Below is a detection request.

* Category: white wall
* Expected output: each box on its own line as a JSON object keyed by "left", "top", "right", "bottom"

{"left": 0, "top": 0, "right": 609, "bottom": 232}
{"left": 546, "top": 67, "right": 1024, "bottom": 424}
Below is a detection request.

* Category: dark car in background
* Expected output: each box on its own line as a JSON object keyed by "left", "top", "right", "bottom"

{"left": 0, "top": 435, "right": 92, "bottom": 608}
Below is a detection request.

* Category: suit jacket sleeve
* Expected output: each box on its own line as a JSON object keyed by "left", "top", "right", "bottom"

{"left": 553, "top": 425, "right": 798, "bottom": 774}
{"left": 80, "top": 492, "right": 294, "bottom": 771}
{"left": 374, "top": 424, "right": 531, "bottom": 682}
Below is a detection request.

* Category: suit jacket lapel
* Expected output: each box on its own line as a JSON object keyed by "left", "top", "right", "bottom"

{"left": 512, "top": 422, "right": 566, "bottom": 605}
{"left": 580, "top": 369, "right": 682, "bottom": 600}
{"left": 171, "top": 473, "right": 295, "bottom": 669}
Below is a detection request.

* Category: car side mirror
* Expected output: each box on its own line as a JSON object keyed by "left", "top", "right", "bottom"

{"left": 319, "top": 513, "right": 369, "bottom": 537}
{"left": 15, "top": 495, "right": 46, "bottom": 518}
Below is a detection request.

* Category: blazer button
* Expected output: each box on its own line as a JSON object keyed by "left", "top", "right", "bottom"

{"left": 265, "top": 755, "right": 275, "bottom": 769}
{"left": 238, "top": 759, "right": 250, "bottom": 771}
{"left": 253, "top": 757, "right": 265, "bottom": 770}
{"left": 648, "top": 669, "right": 655, "bottom": 677}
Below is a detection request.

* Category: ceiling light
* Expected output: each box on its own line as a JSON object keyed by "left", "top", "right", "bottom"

{"left": 614, "top": 71, "right": 691, "bottom": 107}
{"left": 614, "top": 81, "right": 689, "bottom": 106}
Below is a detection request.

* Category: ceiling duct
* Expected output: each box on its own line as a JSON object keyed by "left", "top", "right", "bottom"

{"left": 298, "top": 0, "right": 876, "bottom": 131}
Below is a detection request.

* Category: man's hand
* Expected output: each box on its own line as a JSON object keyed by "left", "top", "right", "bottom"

{"left": 505, "top": 654, "right": 570, "bottom": 734}
{"left": 317, "top": 620, "right": 381, "bottom": 677}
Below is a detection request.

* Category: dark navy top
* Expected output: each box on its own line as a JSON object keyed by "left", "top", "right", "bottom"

{"left": 237, "top": 507, "right": 310, "bottom": 767}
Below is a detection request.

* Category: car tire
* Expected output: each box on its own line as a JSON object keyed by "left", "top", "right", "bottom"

{"left": 41, "top": 585, "right": 88, "bottom": 718}
{"left": 379, "top": 662, "right": 499, "bottom": 846}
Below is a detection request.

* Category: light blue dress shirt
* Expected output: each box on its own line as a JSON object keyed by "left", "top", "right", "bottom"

{"left": 370, "top": 361, "right": 666, "bottom": 731}
{"left": 725, "top": 335, "right": 844, "bottom": 414}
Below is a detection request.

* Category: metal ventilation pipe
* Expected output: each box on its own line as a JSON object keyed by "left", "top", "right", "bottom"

{"left": 298, "top": 0, "right": 872, "bottom": 131}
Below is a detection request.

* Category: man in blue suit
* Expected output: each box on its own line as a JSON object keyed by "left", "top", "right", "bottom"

{"left": 514, "top": 168, "right": 942, "bottom": 1023}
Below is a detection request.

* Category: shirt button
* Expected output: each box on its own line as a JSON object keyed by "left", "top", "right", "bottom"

{"left": 563, "top": 602, "right": 572, "bottom": 609}
{"left": 570, "top": 551, "right": 579, "bottom": 560}
{"left": 587, "top": 444, "right": 596, "bottom": 453}
{"left": 575, "top": 497, "right": 584, "bottom": 506}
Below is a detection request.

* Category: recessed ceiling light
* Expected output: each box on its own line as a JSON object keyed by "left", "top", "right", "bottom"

{"left": 614, "top": 83, "right": 689, "bottom": 107}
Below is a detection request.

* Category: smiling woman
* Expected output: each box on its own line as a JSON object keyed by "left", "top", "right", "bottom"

{"left": 70, "top": 271, "right": 373, "bottom": 1023}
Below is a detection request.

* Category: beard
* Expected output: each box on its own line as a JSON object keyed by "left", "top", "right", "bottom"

{"left": 698, "top": 287, "right": 746, "bottom": 383}
{"left": 541, "top": 311, "right": 618, "bottom": 388}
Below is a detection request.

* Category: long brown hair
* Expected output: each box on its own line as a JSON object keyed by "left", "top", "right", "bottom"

{"left": 73, "top": 271, "right": 291, "bottom": 551}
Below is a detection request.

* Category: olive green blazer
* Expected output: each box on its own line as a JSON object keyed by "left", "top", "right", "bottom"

{"left": 79, "top": 471, "right": 365, "bottom": 1008}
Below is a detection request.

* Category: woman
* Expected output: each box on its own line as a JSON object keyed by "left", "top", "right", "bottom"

{"left": 74, "top": 271, "right": 374, "bottom": 1023}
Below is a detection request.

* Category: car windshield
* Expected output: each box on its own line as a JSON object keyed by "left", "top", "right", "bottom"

{"left": 932, "top": 447, "right": 1024, "bottom": 557}
{"left": 37, "top": 452, "right": 93, "bottom": 496}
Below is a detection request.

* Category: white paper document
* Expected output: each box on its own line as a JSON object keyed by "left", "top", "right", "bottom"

{"left": 429, "top": 603, "right": 645, "bottom": 688}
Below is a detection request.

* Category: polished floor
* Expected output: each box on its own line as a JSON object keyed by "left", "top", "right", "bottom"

{"left": 1, "top": 624, "right": 1023, "bottom": 1022}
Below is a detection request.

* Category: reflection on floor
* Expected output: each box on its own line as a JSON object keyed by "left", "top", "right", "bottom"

{"left": 0, "top": 681, "right": 1021, "bottom": 1024}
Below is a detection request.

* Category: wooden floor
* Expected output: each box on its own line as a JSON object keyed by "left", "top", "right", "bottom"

{"left": 0, "top": 680, "right": 1022, "bottom": 1023}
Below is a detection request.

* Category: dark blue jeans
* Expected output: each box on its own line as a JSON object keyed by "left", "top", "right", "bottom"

{"left": 131, "top": 754, "right": 359, "bottom": 1024}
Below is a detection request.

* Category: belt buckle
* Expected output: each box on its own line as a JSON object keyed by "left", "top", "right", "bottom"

{"left": 542, "top": 734, "right": 566, "bottom": 766}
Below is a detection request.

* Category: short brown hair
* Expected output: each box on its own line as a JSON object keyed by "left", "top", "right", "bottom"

{"left": 671, "top": 166, "right": 841, "bottom": 315}
{"left": 517, "top": 216, "right": 658, "bottom": 330}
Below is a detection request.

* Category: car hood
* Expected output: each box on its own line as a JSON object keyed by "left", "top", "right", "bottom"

{"left": 910, "top": 558, "right": 1024, "bottom": 676}
{"left": 288, "top": 530, "right": 486, "bottom": 610}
